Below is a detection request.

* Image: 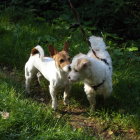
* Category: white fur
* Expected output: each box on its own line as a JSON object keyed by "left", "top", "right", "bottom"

{"left": 69, "top": 36, "right": 112, "bottom": 110}
{"left": 35, "top": 45, "right": 44, "bottom": 59}
{"left": 25, "top": 45, "right": 70, "bottom": 110}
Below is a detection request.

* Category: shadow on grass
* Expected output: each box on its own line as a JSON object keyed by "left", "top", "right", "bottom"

{"left": 69, "top": 77, "right": 140, "bottom": 116}
{"left": 0, "top": 69, "right": 51, "bottom": 106}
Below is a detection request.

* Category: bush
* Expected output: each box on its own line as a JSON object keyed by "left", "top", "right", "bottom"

{"left": 0, "top": 0, "right": 139, "bottom": 40}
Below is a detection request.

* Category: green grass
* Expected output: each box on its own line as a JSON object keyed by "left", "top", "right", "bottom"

{"left": 0, "top": 10, "right": 140, "bottom": 139}
{"left": 0, "top": 71, "right": 94, "bottom": 140}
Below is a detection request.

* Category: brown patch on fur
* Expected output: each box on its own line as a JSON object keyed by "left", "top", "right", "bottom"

{"left": 47, "top": 42, "right": 70, "bottom": 69}
{"left": 63, "top": 42, "right": 69, "bottom": 52}
{"left": 31, "top": 48, "right": 39, "bottom": 56}
{"left": 76, "top": 58, "right": 89, "bottom": 71}
{"left": 53, "top": 51, "right": 70, "bottom": 69}
{"left": 48, "top": 45, "right": 58, "bottom": 57}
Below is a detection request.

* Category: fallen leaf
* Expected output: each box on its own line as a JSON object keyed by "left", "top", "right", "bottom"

{"left": 0, "top": 112, "right": 10, "bottom": 119}
{"left": 129, "top": 128, "right": 135, "bottom": 133}
{"left": 56, "top": 115, "right": 61, "bottom": 119}
{"left": 108, "top": 130, "right": 113, "bottom": 135}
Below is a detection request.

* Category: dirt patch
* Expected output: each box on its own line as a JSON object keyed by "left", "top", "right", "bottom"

{"left": 59, "top": 106, "right": 140, "bottom": 140}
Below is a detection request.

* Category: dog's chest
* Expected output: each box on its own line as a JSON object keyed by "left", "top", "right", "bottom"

{"left": 56, "top": 78, "right": 69, "bottom": 88}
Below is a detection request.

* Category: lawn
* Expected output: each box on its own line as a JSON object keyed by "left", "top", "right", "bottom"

{"left": 0, "top": 10, "right": 140, "bottom": 140}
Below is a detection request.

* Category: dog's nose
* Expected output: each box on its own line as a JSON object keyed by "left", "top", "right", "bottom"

{"left": 68, "top": 76, "right": 71, "bottom": 80}
{"left": 68, "top": 66, "right": 71, "bottom": 71}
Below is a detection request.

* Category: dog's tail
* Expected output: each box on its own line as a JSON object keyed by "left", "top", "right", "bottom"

{"left": 31, "top": 45, "right": 44, "bottom": 59}
{"left": 89, "top": 36, "right": 106, "bottom": 51}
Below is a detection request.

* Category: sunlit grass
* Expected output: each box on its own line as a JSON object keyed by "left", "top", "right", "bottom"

{"left": 0, "top": 70, "right": 94, "bottom": 139}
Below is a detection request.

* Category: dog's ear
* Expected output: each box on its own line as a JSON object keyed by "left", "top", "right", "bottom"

{"left": 48, "top": 45, "right": 58, "bottom": 57}
{"left": 63, "top": 42, "right": 69, "bottom": 52}
{"left": 77, "top": 58, "right": 89, "bottom": 71}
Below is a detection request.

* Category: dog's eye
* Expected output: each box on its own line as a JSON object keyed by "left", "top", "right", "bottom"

{"left": 60, "top": 59, "right": 64, "bottom": 63}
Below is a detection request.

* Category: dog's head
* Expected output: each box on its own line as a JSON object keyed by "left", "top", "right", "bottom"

{"left": 48, "top": 42, "right": 71, "bottom": 73}
{"left": 68, "top": 54, "right": 90, "bottom": 82}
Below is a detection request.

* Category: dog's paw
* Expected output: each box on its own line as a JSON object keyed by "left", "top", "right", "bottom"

{"left": 63, "top": 99, "right": 69, "bottom": 106}
{"left": 52, "top": 104, "right": 58, "bottom": 111}
{"left": 90, "top": 105, "right": 95, "bottom": 112}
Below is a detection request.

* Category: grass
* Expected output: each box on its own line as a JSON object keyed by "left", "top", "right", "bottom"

{"left": 0, "top": 70, "right": 94, "bottom": 140}
{"left": 0, "top": 10, "right": 140, "bottom": 139}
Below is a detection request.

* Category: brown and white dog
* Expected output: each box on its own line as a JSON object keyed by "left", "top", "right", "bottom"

{"left": 25, "top": 43, "right": 71, "bottom": 110}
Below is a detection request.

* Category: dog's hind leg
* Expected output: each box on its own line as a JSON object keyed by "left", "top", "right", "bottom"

{"left": 25, "top": 65, "right": 35, "bottom": 94}
{"left": 36, "top": 72, "right": 46, "bottom": 96}
{"left": 84, "top": 83, "right": 96, "bottom": 111}
{"left": 25, "top": 72, "right": 33, "bottom": 94}
{"left": 49, "top": 83, "right": 57, "bottom": 110}
{"left": 37, "top": 72, "right": 42, "bottom": 85}
{"left": 63, "top": 85, "right": 71, "bottom": 105}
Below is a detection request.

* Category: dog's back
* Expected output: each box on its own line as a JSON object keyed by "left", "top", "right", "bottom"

{"left": 88, "top": 36, "right": 112, "bottom": 74}
{"left": 88, "top": 36, "right": 113, "bottom": 96}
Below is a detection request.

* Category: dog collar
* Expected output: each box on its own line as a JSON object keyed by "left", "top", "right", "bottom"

{"left": 91, "top": 79, "right": 105, "bottom": 90}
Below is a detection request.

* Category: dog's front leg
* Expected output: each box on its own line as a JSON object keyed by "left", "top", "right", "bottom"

{"left": 49, "top": 84, "right": 57, "bottom": 110}
{"left": 63, "top": 85, "right": 71, "bottom": 105}
{"left": 84, "top": 83, "right": 96, "bottom": 111}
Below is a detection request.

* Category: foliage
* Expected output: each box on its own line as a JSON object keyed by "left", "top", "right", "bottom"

{"left": 0, "top": 12, "right": 90, "bottom": 68}
{"left": 0, "top": 0, "right": 139, "bottom": 40}
{"left": 73, "top": 0, "right": 140, "bottom": 40}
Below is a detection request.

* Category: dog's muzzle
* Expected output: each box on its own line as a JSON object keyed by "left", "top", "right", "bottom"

{"left": 63, "top": 65, "right": 71, "bottom": 72}
{"left": 68, "top": 74, "right": 79, "bottom": 83}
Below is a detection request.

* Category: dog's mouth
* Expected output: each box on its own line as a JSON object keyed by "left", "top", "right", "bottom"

{"left": 68, "top": 76, "right": 79, "bottom": 83}
{"left": 69, "top": 79, "right": 76, "bottom": 83}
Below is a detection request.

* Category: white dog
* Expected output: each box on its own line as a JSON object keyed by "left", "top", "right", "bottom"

{"left": 68, "top": 36, "right": 112, "bottom": 110}
{"left": 25, "top": 43, "right": 71, "bottom": 110}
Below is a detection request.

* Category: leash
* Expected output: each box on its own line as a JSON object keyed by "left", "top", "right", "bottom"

{"left": 68, "top": 0, "right": 109, "bottom": 66}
